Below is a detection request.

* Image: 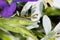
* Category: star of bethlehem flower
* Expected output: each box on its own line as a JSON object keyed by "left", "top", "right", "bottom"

{"left": 52, "top": 0, "right": 60, "bottom": 9}
{"left": 41, "top": 15, "right": 60, "bottom": 40}
{"left": 21, "top": 0, "right": 43, "bottom": 22}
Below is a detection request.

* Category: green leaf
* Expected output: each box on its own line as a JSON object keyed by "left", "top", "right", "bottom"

{"left": 0, "top": 29, "right": 15, "bottom": 40}
{"left": 43, "top": 7, "right": 60, "bottom": 16}
{"left": 0, "top": 17, "right": 36, "bottom": 26}
{"left": 32, "top": 30, "right": 45, "bottom": 38}
{"left": 0, "top": 17, "right": 37, "bottom": 40}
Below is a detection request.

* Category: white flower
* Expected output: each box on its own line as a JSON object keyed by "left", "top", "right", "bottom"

{"left": 26, "top": 36, "right": 38, "bottom": 40}
{"left": 21, "top": 0, "right": 43, "bottom": 22}
{"left": 26, "top": 36, "right": 34, "bottom": 40}
{"left": 41, "top": 15, "right": 60, "bottom": 40}
{"left": 26, "top": 24, "right": 39, "bottom": 30}
{"left": 52, "top": 0, "right": 60, "bottom": 9}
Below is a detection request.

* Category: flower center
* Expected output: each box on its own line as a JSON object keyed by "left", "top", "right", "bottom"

{"left": 50, "top": 38, "right": 55, "bottom": 40}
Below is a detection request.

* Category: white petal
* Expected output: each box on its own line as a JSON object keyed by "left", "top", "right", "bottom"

{"left": 26, "top": 36, "right": 34, "bottom": 40}
{"left": 31, "top": 0, "right": 43, "bottom": 21}
{"left": 26, "top": 24, "right": 39, "bottom": 30}
{"left": 21, "top": 2, "right": 33, "bottom": 16}
{"left": 41, "top": 38, "right": 45, "bottom": 40}
{"left": 41, "top": 37, "right": 49, "bottom": 40}
{"left": 53, "top": 0, "right": 60, "bottom": 8}
{"left": 55, "top": 37, "right": 60, "bottom": 40}
{"left": 53, "top": 22, "right": 60, "bottom": 33}
{"left": 43, "top": 15, "right": 52, "bottom": 34}
{"left": 15, "top": 36, "right": 20, "bottom": 40}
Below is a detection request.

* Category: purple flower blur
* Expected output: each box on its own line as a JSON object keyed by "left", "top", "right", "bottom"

{"left": 0, "top": 0, "right": 17, "bottom": 18}
{"left": 13, "top": 0, "right": 38, "bottom": 2}
{"left": 0, "top": 0, "right": 38, "bottom": 18}
{"left": 0, "top": 0, "right": 8, "bottom": 8}
{"left": 1, "top": 2, "right": 16, "bottom": 18}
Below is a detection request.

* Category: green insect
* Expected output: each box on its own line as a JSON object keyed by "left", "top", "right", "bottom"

{"left": 0, "top": 17, "right": 37, "bottom": 40}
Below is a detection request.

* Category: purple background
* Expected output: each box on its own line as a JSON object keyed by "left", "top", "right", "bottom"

{"left": 14, "top": 0, "right": 38, "bottom": 2}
